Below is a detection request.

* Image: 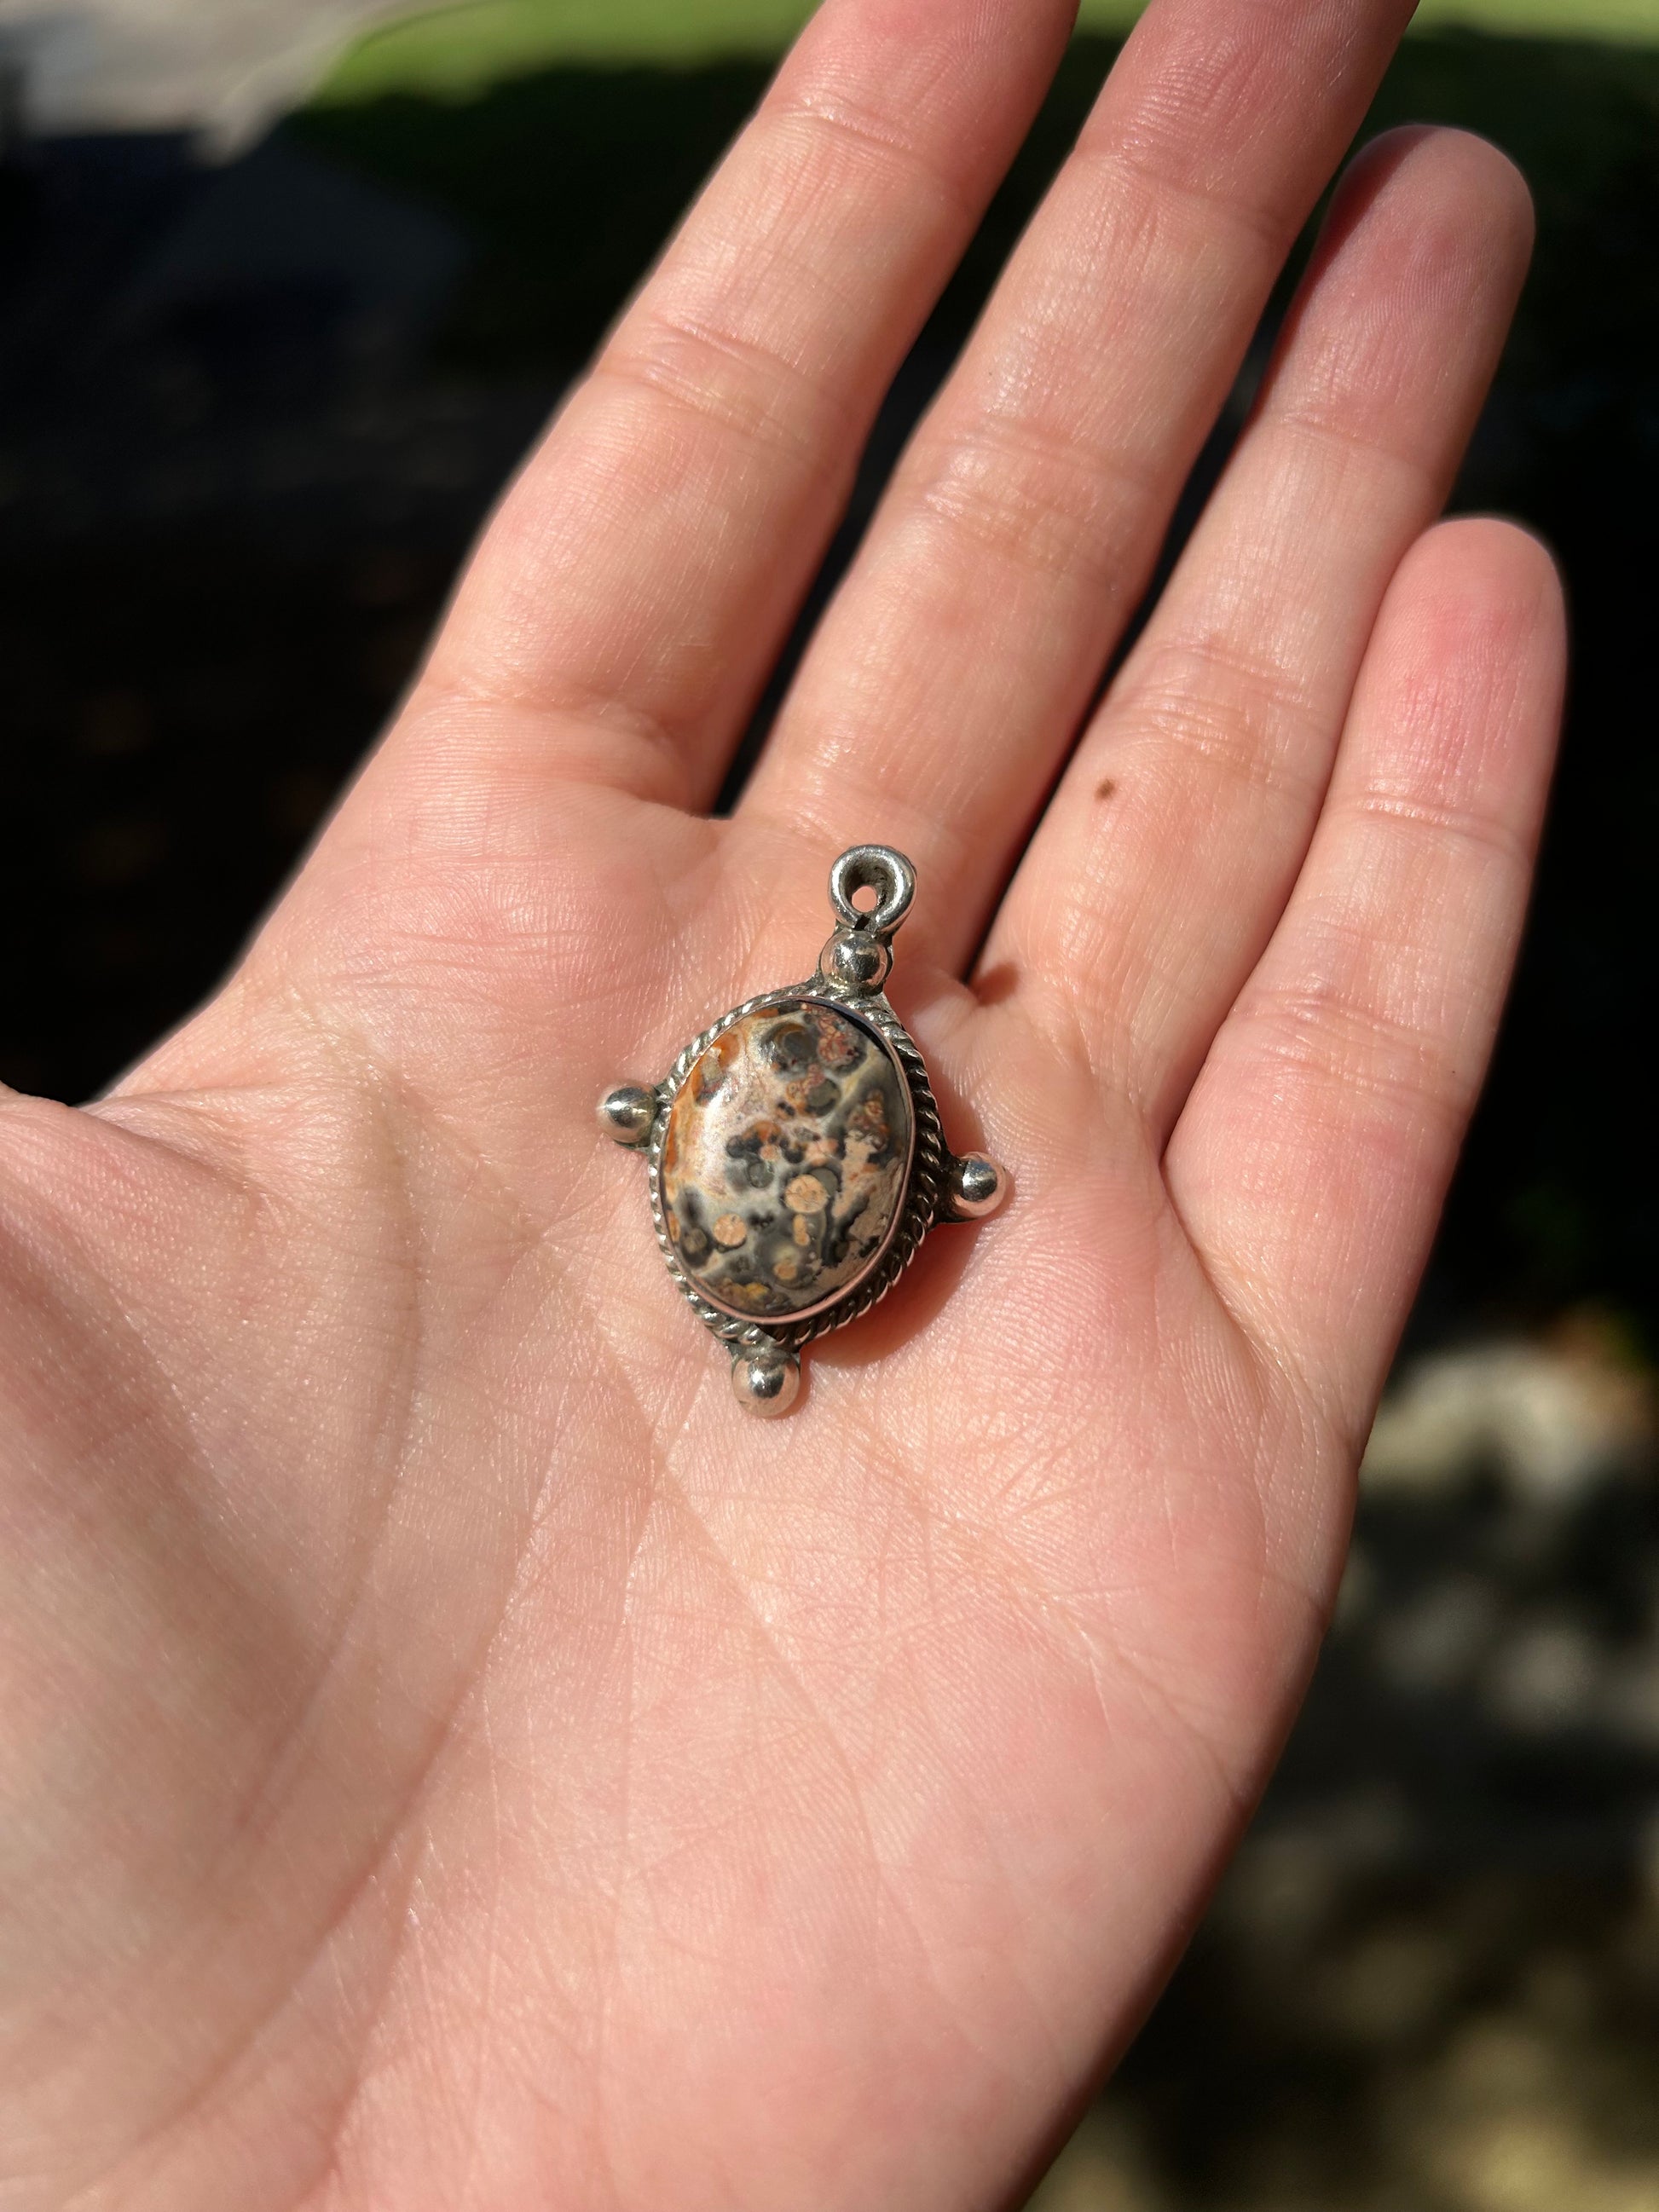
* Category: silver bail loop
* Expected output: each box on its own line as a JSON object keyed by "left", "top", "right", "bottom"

{"left": 827, "top": 845, "right": 916, "bottom": 942}
{"left": 598, "top": 836, "right": 1009, "bottom": 1414}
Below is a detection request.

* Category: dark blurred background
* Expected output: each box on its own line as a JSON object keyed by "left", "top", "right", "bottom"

{"left": 2, "top": 2, "right": 1656, "bottom": 2203}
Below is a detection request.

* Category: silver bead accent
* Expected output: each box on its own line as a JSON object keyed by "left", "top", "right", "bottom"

{"left": 730, "top": 1341, "right": 801, "bottom": 1418}
{"left": 943, "top": 1152, "right": 1008, "bottom": 1222}
{"left": 818, "top": 928, "right": 893, "bottom": 994}
{"left": 599, "top": 846, "right": 1009, "bottom": 1414}
{"left": 598, "top": 1083, "right": 656, "bottom": 1147}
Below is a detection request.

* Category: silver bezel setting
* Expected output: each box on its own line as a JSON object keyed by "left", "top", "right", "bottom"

{"left": 645, "top": 980, "right": 945, "bottom": 1354}
{"left": 600, "top": 845, "right": 1006, "bottom": 1411}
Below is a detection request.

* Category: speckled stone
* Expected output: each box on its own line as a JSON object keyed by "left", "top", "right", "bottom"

{"left": 661, "top": 1000, "right": 912, "bottom": 1320}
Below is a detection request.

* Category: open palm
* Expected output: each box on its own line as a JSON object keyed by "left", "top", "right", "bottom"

{"left": 0, "top": 0, "right": 1566, "bottom": 2205}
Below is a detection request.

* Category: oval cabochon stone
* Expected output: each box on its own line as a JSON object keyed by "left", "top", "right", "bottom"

{"left": 661, "top": 1000, "right": 912, "bottom": 1322}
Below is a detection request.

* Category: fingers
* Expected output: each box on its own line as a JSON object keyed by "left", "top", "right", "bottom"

{"left": 738, "top": 0, "right": 1417, "bottom": 967}
{"left": 392, "top": 0, "right": 1079, "bottom": 810}
{"left": 987, "top": 126, "right": 1535, "bottom": 1120}
{"left": 1166, "top": 518, "right": 1566, "bottom": 1430}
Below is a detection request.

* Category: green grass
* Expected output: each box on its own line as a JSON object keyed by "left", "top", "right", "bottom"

{"left": 315, "top": 0, "right": 1659, "bottom": 105}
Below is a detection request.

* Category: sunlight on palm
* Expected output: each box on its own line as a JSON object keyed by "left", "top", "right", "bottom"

{"left": 0, "top": 0, "right": 1564, "bottom": 2204}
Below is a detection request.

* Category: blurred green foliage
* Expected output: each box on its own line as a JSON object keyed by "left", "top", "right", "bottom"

{"left": 314, "top": 0, "right": 1659, "bottom": 102}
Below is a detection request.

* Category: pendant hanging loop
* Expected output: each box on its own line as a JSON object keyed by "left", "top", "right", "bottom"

{"left": 828, "top": 845, "right": 916, "bottom": 941}
{"left": 598, "top": 840, "right": 1007, "bottom": 1414}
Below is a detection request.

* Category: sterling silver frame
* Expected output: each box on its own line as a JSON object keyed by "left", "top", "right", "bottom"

{"left": 641, "top": 980, "right": 946, "bottom": 1359}
{"left": 598, "top": 845, "right": 1006, "bottom": 1412}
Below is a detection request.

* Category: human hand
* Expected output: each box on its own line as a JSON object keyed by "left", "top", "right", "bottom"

{"left": 0, "top": 0, "right": 1565, "bottom": 2204}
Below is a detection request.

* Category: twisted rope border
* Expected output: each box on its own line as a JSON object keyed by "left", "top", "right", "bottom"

{"left": 645, "top": 983, "right": 946, "bottom": 1354}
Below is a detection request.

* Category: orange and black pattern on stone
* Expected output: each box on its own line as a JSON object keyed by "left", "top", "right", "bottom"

{"left": 661, "top": 1002, "right": 912, "bottom": 1320}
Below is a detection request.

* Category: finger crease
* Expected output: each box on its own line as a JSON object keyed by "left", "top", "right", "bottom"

{"left": 1268, "top": 402, "right": 1438, "bottom": 488}
{"left": 414, "top": 668, "right": 699, "bottom": 811}
{"left": 1104, "top": 679, "right": 1327, "bottom": 809}
{"left": 1237, "top": 983, "right": 1473, "bottom": 1123}
{"left": 594, "top": 318, "right": 844, "bottom": 467}
{"left": 905, "top": 413, "right": 1159, "bottom": 587}
{"left": 767, "top": 90, "right": 973, "bottom": 228}
{"left": 1073, "top": 135, "right": 1289, "bottom": 267}
{"left": 1343, "top": 786, "right": 1533, "bottom": 875}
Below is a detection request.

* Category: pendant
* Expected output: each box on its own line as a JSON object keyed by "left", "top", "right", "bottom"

{"left": 598, "top": 846, "right": 1009, "bottom": 1415}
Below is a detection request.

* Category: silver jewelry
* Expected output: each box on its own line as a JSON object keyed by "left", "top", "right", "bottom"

{"left": 598, "top": 845, "right": 1008, "bottom": 1415}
